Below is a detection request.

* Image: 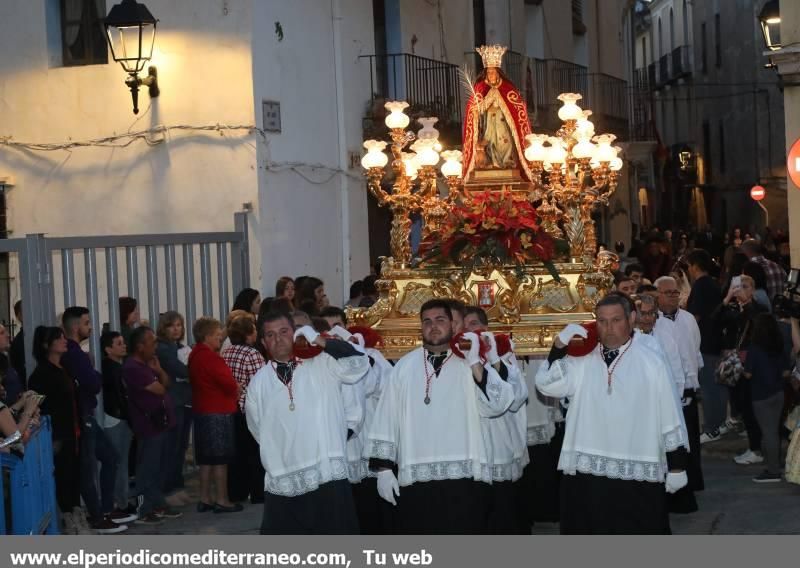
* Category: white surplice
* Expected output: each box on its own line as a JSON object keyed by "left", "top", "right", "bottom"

{"left": 660, "top": 308, "right": 702, "bottom": 388}
{"left": 535, "top": 331, "right": 689, "bottom": 483}
{"left": 245, "top": 351, "right": 369, "bottom": 497}
{"left": 346, "top": 347, "right": 393, "bottom": 482}
{"left": 521, "top": 359, "right": 560, "bottom": 446}
{"left": 482, "top": 355, "right": 529, "bottom": 481}
{"left": 642, "top": 318, "right": 686, "bottom": 396}
{"left": 367, "top": 347, "right": 514, "bottom": 486}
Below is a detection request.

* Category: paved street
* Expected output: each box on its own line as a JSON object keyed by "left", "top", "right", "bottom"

{"left": 127, "top": 432, "right": 800, "bottom": 535}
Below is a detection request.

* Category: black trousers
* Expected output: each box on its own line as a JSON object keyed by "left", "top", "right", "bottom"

{"left": 228, "top": 411, "right": 266, "bottom": 503}
{"left": 487, "top": 479, "right": 521, "bottom": 534}
{"left": 396, "top": 479, "right": 491, "bottom": 534}
{"left": 669, "top": 394, "right": 700, "bottom": 514}
{"left": 261, "top": 480, "right": 359, "bottom": 534}
{"left": 351, "top": 478, "right": 397, "bottom": 535}
{"left": 560, "top": 473, "right": 670, "bottom": 535}
{"left": 730, "top": 379, "right": 762, "bottom": 452}
{"left": 53, "top": 443, "right": 80, "bottom": 513}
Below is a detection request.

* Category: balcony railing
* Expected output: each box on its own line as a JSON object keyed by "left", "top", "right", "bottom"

{"left": 670, "top": 45, "right": 692, "bottom": 79}
{"left": 361, "top": 53, "right": 462, "bottom": 127}
{"left": 658, "top": 54, "right": 670, "bottom": 86}
{"left": 361, "top": 51, "right": 646, "bottom": 143}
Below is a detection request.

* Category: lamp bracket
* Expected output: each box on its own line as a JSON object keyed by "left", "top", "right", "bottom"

{"left": 125, "top": 65, "right": 160, "bottom": 114}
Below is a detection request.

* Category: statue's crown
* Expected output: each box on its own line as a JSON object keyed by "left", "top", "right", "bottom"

{"left": 476, "top": 44, "right": 507, "bottom": 69}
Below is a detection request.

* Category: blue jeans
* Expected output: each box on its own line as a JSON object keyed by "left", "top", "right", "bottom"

{"left": 79, "top": 416, "right": 119, "bottom": 522}
{"left": 136, "top": 431, "right": 168, "bottom": 515}
{"left": 104, "top": 420, "right": 132, "bottom": 508}
{"left": 699, "top": 354, "right": 728, "bottom": 433}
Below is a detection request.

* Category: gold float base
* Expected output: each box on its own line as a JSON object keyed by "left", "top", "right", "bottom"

{"left": 346, "top": 258, "right": 613, "bottom": 360}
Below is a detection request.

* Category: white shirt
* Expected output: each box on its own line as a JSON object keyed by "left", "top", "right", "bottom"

{"left": 521, "top": 359, "right": 560, "bottom": 445}
{"left": 481, "top": 354, "right": 529, "bottom": 481}
{"left": 367, "top": 347, "right": 514, "bottom": 486}
{"left": 536, "top": 332, "right": 689, "bottom": 483}
{"left": 344, "top": 347, "right": 393, "bottom": 482}
{"left": 660, "top": 308, "right": 702, "bottom": 389}
{"left": 245, "top": 350, "right": 369, "bottom": 497}
{"left": 640, "top": 318, "right": 686, "bottom": 396}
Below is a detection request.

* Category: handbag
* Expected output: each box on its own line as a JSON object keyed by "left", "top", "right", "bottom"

{"left": 715, "top": 320, "right": 749, "bottom": 387}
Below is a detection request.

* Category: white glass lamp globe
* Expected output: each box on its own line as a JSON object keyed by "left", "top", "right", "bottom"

{"left": 524, "top": 134, "right": 549, "bottom": 162}
{"left": 557, "top": 93, "right": 583, "bottom": 122}
{"left": 411, "top": 139, "right": 439, "bottom": 167}
{"left": 384, "top": 101, "right": 410, "bottom": 130}
{"left": 360, "top": 140, "right": 389, "bottom": 169}
{"left": 440, "top": 150, "right": 463, "bottom": 178}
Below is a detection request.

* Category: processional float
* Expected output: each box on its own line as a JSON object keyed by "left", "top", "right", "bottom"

{"left": 350, "top": 45, "right": 621, "bottom": 358}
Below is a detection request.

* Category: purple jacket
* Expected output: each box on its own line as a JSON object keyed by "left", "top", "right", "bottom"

{"left": 61, "top": 339, "right": 102, "bottom": 417}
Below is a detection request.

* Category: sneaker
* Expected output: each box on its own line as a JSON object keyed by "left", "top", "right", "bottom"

{"left": 108, "top": 508, "right": 137, "bottom": 524}
{"left": 134, "top": 513, "right": 164, "bottom": 525}
{"left": 700, "top": 430, "right": 721, "bottom": 444}
{"left": 734, "top": 450, "right": 764, "bottom": 465}
{"left": 725, "top": 417, "right": 742, "bottom": 430}
{"left": 91, "top": 517, "right": 128, "bottom": 534}
{"left": 718, "top": 423, "right": 730, "bottom": 435}
{"left": 753, "top": 471, "right": 782, "bottom": 483}
{"left": 153, "top": 507, "right": 183, "bottom": 519}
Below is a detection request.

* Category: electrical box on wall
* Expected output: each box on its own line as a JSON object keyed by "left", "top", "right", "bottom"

{"left": 262, "top": 100, "right": 281, "bottom": 133}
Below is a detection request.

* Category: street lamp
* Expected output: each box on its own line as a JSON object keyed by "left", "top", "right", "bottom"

{"left": 758, "top": 0, "right": 781, "bottom": 52}
{"left": 104, "top": 0, "right": 160, "bottom": 114}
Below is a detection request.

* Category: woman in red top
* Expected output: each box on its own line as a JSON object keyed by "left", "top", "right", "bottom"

{"left": 188, "top": 317, "right": 242, "bottom": 514}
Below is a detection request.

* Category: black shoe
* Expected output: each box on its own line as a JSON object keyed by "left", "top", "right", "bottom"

{"left": 250, "top": 495, "right": 264, "bottom": 505}
{"left": 213, "top": 503, "right": 244, "bottom": 513}
{"left": 196, "top": 502, "right": 215, "bottom": 513}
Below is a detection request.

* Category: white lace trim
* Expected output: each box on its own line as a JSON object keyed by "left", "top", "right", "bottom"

{"left": 527, "top": 422, "right": 556, "bottom": 446}
{"left": 664, "top": 425, "right": 689, "bottom": 452}
{"left": 265, "top": 457, "right": 349, "bottom": 497}
{"left": 559, "top": 451, "right": 666, "bottom": 483}
{"left": 347, "top": 459, "right": 369, "bottom": 483}
{"left": 367, "top": 439, "right": 396, "bottom": 461}
{"left": 399, "top": 460, "right": 494, "bottom": 486}
{"left": 492, "top": 455, "right": 529, "bottom": 482}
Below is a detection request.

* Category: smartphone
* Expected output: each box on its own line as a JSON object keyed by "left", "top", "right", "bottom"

{"left": 34, "top": 394, "right": 46, "bottom": 405}
{"left": 731, "top": 275, "right": 742, "bottom": 290}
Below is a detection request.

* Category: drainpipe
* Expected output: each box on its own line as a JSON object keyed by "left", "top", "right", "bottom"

{"left": 331, "top": 0, "right": 351, "bottom": 303}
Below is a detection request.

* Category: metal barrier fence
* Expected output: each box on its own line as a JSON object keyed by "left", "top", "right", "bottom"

{"left": 7, "top": 213, "right": 250, "bottom": 378}
{"left": 0, "top": 417, "right": 59, "bottom": 534}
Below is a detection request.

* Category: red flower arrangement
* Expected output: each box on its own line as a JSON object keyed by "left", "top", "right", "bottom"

{"left": 420, "top": 190, "right": 565, "bottom": 280}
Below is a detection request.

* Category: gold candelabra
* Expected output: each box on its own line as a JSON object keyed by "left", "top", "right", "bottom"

{"left": 361, "top": 104, "right": 462, "bottom": 267}
{"left": 362, "top": 93, "right": 623, "bottom": 267}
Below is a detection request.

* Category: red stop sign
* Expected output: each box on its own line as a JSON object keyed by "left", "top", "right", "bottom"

{"left": 750, "top": 185, "right": 766, "bottom": 201}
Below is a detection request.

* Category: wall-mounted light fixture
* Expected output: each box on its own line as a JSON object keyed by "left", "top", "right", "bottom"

{"left": 758, "top": 0, "right": 781, "bottom": 53}
{"left": 104, "top": 0, "right": 160, "bottom": 114}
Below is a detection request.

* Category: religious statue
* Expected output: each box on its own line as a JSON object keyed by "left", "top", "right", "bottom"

{"left": 462, "top": 45, "right": 535, "bottom": 183}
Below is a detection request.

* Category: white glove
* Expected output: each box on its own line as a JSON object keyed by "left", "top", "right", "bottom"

{"left": 329, "top": 325, "right": 353, "bottom": 342}
{"left": 352, "top": 332, "right": 366, "bottom": 348}
{"left": 500, "top": 338, "right": 517, "bottom": 366}
{"left": 557, "top": 323, "right": 588, "bottom": 347}
{"left": 480, "top": 332, "right": 501, "bottom": 365}
{"left": 665, "top": 471, "right": 688, "bottom": 494}
{"left": 293, "top": 325, "right": 320, "bottom": 345}
{"left": 376, "top": 469, "right": 400, "bottom": 506}
{"left": 681, "top": 395, "right": 693, "bottom": 408}
{"left": 462, "top": 332, "right": 482, "bottom": 367}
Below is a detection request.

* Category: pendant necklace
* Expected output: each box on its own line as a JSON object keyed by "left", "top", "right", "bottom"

{"left": 272, "top": 359, "right": 298, "bottom": 411}
{"left": 605, "top": 337, "right": 634, "bottom": 395}
{"left": 422, "top": 351, "right": 454, "bottom": 405}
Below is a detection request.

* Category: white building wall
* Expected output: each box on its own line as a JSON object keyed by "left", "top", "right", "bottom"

{"left": 252, "top": 0, "right": 374, "bottom": 306}
{"left": 0, "top": 0, "right": 261, "bottom": 321}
